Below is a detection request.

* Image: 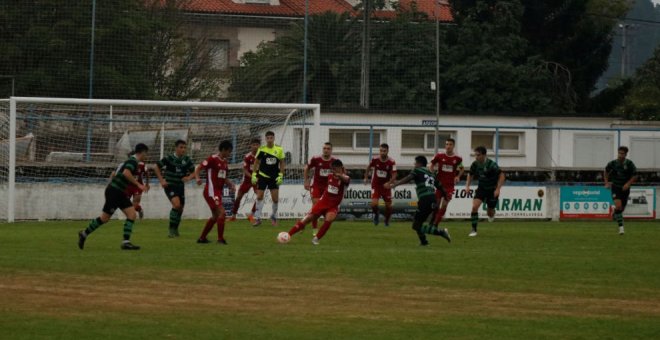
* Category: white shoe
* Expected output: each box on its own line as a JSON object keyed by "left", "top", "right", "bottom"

{"left": 619, "top": 226, "right": 625, "bottom": 235}
{"left": 488, "top": 216, "right": 495, "bottom": 223}
{"left": 312, "top": 236, "right": 320, "bottom": 245}
{"left": 468, "top": 231, "right": 478, "bottom": 237}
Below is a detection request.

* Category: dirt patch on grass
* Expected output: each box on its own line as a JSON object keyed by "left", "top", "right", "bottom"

{"left": 1, "top": 270, "right": 659, "bottom": 321}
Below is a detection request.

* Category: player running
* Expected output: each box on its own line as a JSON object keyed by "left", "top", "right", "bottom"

{"left": 604, "top": 146, "right": 637, "bottom": 235}
{"left": 251, "top": 131, "right": 285, "bottom": 226}
{"left": 465, "top": 146, "right": 505, "bottom": 237}
{"left": 287, "top": 159, "right": 349, "bottom": 245}
{"left": 364, "top": 143, "right": 397, "bottom": 226}
{"left": 194, "top": 140, "right": 235, "bottom": 244}
{"left": 303, "top": 142, "right": 336, "bottom": 230}
{"left": 153, "top": 139, "right": 196, "bottom": 238}
{"left": 428, "top": 138, "right": 463, "bottom": 228}
{"left": 78, "top": 143, "right": 148, "bottom": 250}
{"left": 230, "top": 137, "right": 260, "bottom": 222}
{"left": 386, "top": 156, "right": 450, "bottom": 246}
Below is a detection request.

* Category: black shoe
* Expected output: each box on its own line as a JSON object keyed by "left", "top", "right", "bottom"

{"left": 217, "top": 239, "right": 228, "bottom": 245}
{"left": 420, "top": 239, "right": 429, "bottom": 246}
{"left": 439, "top": 228, "right": 451, "bottom": 243}
{"left": 197, "top": 238, "right": 210, "bottom": 244}
{"left": 168, "top": 228, "right": 178, "bottom": 238}
{"left": 121, "top": 242, "right": 141, "bottom": 250}
{"left": 78, "top": 231, "right": 86, "bottom": 250}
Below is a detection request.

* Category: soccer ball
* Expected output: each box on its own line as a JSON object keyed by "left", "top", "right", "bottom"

{"left": 277, "top": 232, "right": 290, "bottom": 244}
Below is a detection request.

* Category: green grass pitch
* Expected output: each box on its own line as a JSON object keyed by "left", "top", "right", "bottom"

{"left": 1, "top": 219, "right": 660, "bottom": 339}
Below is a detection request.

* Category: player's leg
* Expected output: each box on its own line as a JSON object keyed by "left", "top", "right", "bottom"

{"left": 230, "top": 182, "right": 249, "bottom": 221}
{"left": 168, "top": 195, "right": 184, "bottom": 237}
{"left": 470, "top": 197, "right": 483, "bottom": 237}
{"left": 486, "top": 191, "right": 498, "bottom": 222}
{"left": 270, "top": 187, "right": 279, "bottom": 226}
{"left": 412, "top": 201, "right": 431, "bottom": 246}
{"left": 370, "top": 188, "right": 380, "bottom": 225}
{"left": 313, "top": 210, "right": 337, "bottom": 245}
{"left": 216, "top": 205, "right": 227, "bottom": 244}
{"left": 289, "top": 211, "right": 319, "bottom": 236}
{"left": 612, "top": 188, "right": 625, "bottom": 234}
{"left": 119, "top": 204, "right": 140, "bottom": 250}
{"left": 416, "top": 197, "right": 451, "bottom": 243}
{"left": 78, "top": 187, "right": 117, "bottom": 249}
{"left": 253, "top": 178, "right": 267, "bottom": 226}
{"left": 311, "top": 197, "right": 320, "bottom": 229}
{"left": 133, "top": 193, "right": 144, "bottom": 219}
{"left": 199, "top": 195, "right": 220, "bottom": 243}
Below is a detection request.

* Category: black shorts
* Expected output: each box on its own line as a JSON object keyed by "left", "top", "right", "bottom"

{"left": 414, "top": 195, "right": 437, "bottom": 225}
{"left": 475, "top": 187, "right": 498, "bottom": 209}
{"left": 611, "top": 185, "right": 630, "bottom": 209}
{"left": 103, "top": 186, "right": 133, "bottom": 215}
{"left": 257, "top": 176, "right": 279, "bottom": 191}
{"left": 164, "top": 185, "right": 186, "bottom": 206}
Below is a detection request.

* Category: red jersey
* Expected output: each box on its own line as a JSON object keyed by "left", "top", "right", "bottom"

{"left": 201, "top": 154, "right": 228, "bottom": 196}
{"left": 431, "top": 153, "right": 463, "bottom": 188}
{"left": 369, "top": 157, "right": 397, "bottom": 187}
{"left": 242, "top": 152, "right": 256, "bottom": 181}
{"left": 307, "top": 155, "right": 336, "bottom": 188}
{"left": 319, "top": 173, "right": 349, "bottom": 207}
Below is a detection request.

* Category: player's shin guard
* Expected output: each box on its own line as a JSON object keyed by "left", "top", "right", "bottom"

{"left": 254, "top": 199, "right": 264, "bottom": 218}
{"left": 434, "top": 207, "right": 447, "bottom": 225}
{"left": 288, "top": 221, "right": 305, "bottom": 236}
{"left": 272, "top": 203, "right": 279, "bottom": 217}
{"left": 216, "top": 216, "right": 226, "bottom": 241}
{"left": 316, "top": 221, "right": 332, "bottom": 239}
{"left": 169, "top": 209, "right": 182, "bottom": 229}
{"left": 471, "top": 212, "right": 478, "bottom": 232}
{"left": 84, "top": 217, "right": 104, "bottom": 236}
{"left": 613, "top": 209, "right": 624, "bottom": 227}
{"left": 384, "top": 205, "right": 392, "bottom": 224}
{"left": 123, "top": 219, "right": 135, "bottom": 241}
{"left": 200, "top": 218, "right": 215, "bottom": 240}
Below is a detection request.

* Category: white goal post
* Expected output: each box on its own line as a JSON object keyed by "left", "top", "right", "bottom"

{"left": 2, "top": 97, "right": 321, "bottom": 222}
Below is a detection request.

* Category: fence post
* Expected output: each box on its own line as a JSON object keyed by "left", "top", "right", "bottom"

{"left": 8, "top": 98, "right": 16, "bottom": 222}
{"left": 368, "top": 125, "right": 374, "bottom": 162}
{"left": 495, "top": 127, "right": 500, "bottom": 163}
{"left": 231, "top": 125, "right": 237, "bottom": 164}
{"left": 617, "top": 129, "right": 621, "bottom": 148}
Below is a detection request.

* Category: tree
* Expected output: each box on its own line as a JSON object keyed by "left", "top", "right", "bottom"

{"left": 616, "top": 45, "right": 660, "bottom": 120}
{"left": 0, "top": 0, "right": 221, "bottom": 100}
{"left": 441, "top": 0, "right": 556, "bottom": 112}
{"left": 448, "top": 0, "right": 629, "bottom": 112}
{"left": 229, "top": 12, "right": 360, "bottom": 106}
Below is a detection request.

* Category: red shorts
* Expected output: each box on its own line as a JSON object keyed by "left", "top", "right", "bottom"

{"left": 237, "top": 179, "right": 257, "bottom": 194}
{"left": 310, "top": 201, "right": 339, "bottom": 217}
{"left": 371, "top": 185, "right": 392, "bottom": 203}
{"left": 436, "top": 186, "right": 455, "bottom": 202}
{"left": 203, "top": 189, "right": 223, "bottom": 210}
{"left": 311, "top": 185, "right": 326, "bottom": 199}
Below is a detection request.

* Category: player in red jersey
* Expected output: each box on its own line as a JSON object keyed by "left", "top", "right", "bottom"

{"left": 428, "top": 138, "right": 464, "bottom": 227}
{"left": 230, "top": 138, "right": 260, "bottom": 222}
{"left": 193, "top": 140, "right": 235, "bottom": 244}
{"left": 364, "top": 143, "right": 397, "bottom": 226}
{"left": 288, "top": 159, "right": 349, "bottom": 245}
{"left": 112, "top": 153, "right": 150, "bottom": 219}
{"left": 303, "top": 142, "right": 336, "bottom": 230}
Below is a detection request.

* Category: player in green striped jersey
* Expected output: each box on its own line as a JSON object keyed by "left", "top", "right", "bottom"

{"left": 77, "top": 143, "right": 149, "bottom": 250}
{"left": 465, "top": 146, "right": 505, "bottom": 237}
{"left": 604, "top": 146, "right": 637, "bottom": 235}
{"left": 153, "top": 140, "right": 197, "bottom": 237}
{"left": 386, "top": 156, "right": 451, "bottom": 246}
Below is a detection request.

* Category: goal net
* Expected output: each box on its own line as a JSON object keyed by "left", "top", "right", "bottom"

{"left": 2, "top": 97, "right": 320, "bottom": 222}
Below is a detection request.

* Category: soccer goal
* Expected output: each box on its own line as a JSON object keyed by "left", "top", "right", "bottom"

{"left": 1, "top": 97, "right": 321, "bottom": 222}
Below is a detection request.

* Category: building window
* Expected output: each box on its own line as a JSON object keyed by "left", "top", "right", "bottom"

{"left": 402, "top": 130, "right": 454, "bottom": 151}
{"left": 471, "top": 131, "right": 523, "bottom": 154}
{"left": 208, "top": 39, "right": 229, "bottom": 71}
{"left": 329, "top": 129, "right": 382, "bottom": 151}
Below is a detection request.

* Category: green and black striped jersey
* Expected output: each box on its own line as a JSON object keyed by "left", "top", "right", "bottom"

{"left": 606, "top": 159, "right": 636, "bottom": 187}
{"left": 412, "top": 167, "right": 439, "bottom": 199}
{"left": 256, "top": 145, "right": 285, "bottom": 179}
{"left": 469, "top": 158, "right": 501, "bottom": 191}
{"left": 110, "top": 156, "right": 138, "bottom": 193}
{"left": 157, "top": 154, "right": 195, "bottom": 187}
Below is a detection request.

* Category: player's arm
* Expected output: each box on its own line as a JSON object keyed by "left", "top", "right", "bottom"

{"left": 495, "top": 170, "right": 505, "bottom": 198}
{"left": 333, "top": 167, "right": 350, "bottom": 184}
{"left": 465, "top": 165, "right": 474, "bottom": 192}
{"left": 154, "top": 159, "right": 168, "bottom": 188}
{"left": 456, "top": 163, "right": 465, "bottom": 184}
{"left": 144, "top": 166, "right": 150, "bottom": 192}
{"left": 242, "top": 161, "right": 252, "bottom": 179}
{"left": 182, "top": 160, "right": 196, "bottom": 183}
{"left": 278, "top": 153, "right": 286, "bottom": 179}
{"left": 192, "top": 162, "right": 205, "bottom": 185}
{"left": 122, "top": 163, "right": 145, "bottom": 191}
{"left": 303, "top": 163, "right": 311, "bottom": 190}
{"left": 363, "top": 160, "right": 373, "bottom": 184}
{"left": 604, "top": 163, "right": 612, "bottom": 188}
{"left": 623, "top": 163, "right": 637, "bottom": 190}
{"left": 251, "top": 150, "right": 262, "bottom": 184}
{"left": 387, "top": 173, "right": 414, "bottom": 189}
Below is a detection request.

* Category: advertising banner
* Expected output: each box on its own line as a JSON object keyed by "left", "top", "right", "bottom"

{"left": 231, "top": 184, "right": 548, "bottom": 220}
{"left": 560, "top": 186, "right": 656, "bottom": 219}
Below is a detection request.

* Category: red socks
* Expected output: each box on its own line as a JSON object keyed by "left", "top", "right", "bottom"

{"left": 288, "top": 221, "right": 305, "bottom": 236}
{"left": 200, "top": 217, "right": 215, "bottom": 240}
{"left": 316, "top": 221, "right": 332, "bottom": 239}
{"left": 216, "top": 216, "right": 225, "bottom": 241}
{"left": 434, "top": 207, "right": 447, "bottom": 225}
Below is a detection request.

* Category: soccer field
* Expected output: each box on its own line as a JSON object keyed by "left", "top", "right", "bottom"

{"left": 1, "top": 220, "right": 659, "bottom": 339}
